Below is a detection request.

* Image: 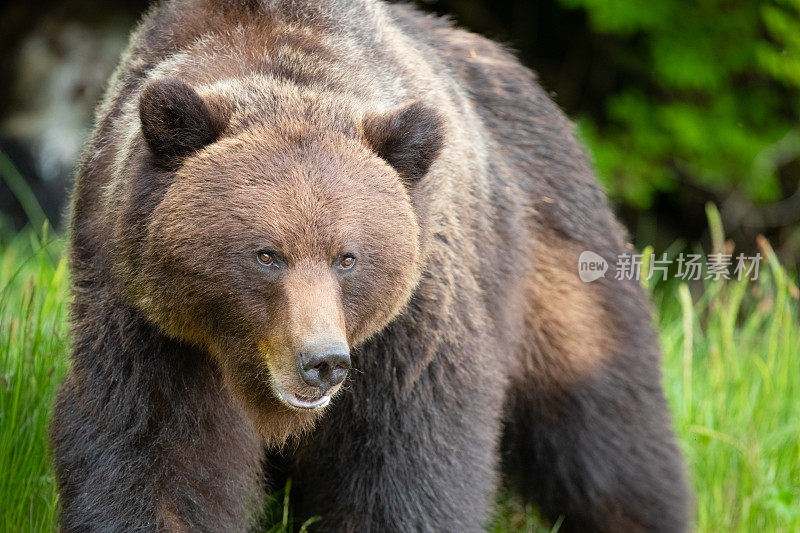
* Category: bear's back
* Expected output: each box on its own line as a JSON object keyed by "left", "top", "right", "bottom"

{"left": 387, "top": 3, "right": 625, "bottom": 249}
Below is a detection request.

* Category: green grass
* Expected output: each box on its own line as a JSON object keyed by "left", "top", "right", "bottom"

{"left": 0, "top": 228, "right": 68, "bottom": 531}
{"left": 1, "top": 225, "right": 798, "bottom": 531}
{"left": 656, "top": 242, "right": 800, "bottom": 531}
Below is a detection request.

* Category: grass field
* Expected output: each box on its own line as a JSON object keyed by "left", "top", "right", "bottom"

{"left": 1, "top": 223, "right": 798, "bottom": 532}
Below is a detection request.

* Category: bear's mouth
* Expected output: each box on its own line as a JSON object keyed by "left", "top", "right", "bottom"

{"left": 274, "top": 384, "right": 331, "bottom": 410}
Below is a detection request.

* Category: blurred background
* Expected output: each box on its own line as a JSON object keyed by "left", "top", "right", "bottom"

{"left": 1, "top": 0, "right": 799, "bottom": 262}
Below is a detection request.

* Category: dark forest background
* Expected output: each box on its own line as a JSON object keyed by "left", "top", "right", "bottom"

{"left": 1, "top": 0, "right": 799, "bottom": 262}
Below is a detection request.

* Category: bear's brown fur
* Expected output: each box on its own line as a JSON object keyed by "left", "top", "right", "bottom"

{"left": 51, "top": 0, "right": 690, "bottom": 531}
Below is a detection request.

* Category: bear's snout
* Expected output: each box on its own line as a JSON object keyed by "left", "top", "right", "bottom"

{"left": 297, "top": 341, "right": 351, "bottom": 392}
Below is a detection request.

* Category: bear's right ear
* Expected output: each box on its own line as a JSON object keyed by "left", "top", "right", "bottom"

{"left": 139, "top": 78, "right": 230, "bottom": 169}
{"left": 362, "top": 101, "right": 444, "bottom": 184}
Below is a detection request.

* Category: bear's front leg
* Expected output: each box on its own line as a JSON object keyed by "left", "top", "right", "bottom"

{"left": 285, "top": 339, "right": 507, "bottom": 532}
{"left": 51, "top": 300, "right": 264, "bottom": 532}
{"left": 502, "top": 239, "right": 691, "bottom": 532}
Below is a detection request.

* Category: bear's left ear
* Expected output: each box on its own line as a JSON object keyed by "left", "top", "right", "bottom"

{"left": 362, "top": 101, "right": 444, "bottom": 183}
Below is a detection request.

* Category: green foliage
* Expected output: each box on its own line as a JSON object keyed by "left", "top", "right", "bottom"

{"left": 759, "top": 0, "right": 800, "bottom": 89}
{"left": 1, "top": 228, "right": 798, "bottom": 531}
{"left": 560, "top": 0, "right": 800, "bottom": 208}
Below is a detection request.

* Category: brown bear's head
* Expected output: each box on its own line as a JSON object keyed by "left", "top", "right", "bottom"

{"left": 126, "top": 78, "right": 443, "bottom": 442}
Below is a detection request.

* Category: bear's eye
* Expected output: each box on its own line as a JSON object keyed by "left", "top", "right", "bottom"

{"left": 339, "top": 254, "right": 356, "bottom": 270}
{"left": 257, "top": 251, "right": 275, "bottom": 266}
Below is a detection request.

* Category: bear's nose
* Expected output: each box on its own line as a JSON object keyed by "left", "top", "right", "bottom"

{"left": 298, "top": 343, "right": 351, "bottom": 392}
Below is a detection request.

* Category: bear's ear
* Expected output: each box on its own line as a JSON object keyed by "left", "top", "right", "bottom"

{"left": 139, "top": 78, "right": 230, "bottom": 169}
{"left": 362, "top": 101, "right": 444, "bottom": 183}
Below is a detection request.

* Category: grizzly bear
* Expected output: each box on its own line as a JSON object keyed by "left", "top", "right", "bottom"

{"left": 51, "top": 0, "right": 690, "bottom": 531}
